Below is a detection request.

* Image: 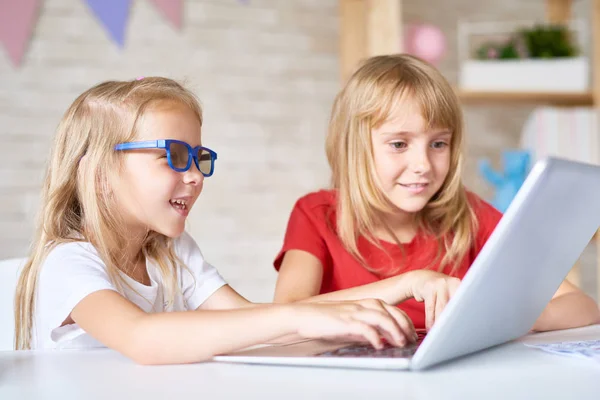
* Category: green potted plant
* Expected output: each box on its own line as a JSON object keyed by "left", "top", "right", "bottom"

{"left": 475, "top": 24, "right": 577, "bottom": 60}
{"left": 458, "top": 21, "right": 588, "bottom": 92}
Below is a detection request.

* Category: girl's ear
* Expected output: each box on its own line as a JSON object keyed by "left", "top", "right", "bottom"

{"left": 78, "top": 153, "right": 89, "bottom": 170}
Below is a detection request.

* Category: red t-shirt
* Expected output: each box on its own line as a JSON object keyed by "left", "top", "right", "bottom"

{"left": 274, "top": 189, "right": 502, "bottom": 329}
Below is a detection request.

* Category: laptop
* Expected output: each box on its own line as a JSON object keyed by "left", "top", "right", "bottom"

{"left": 213, "top": 157, "right": 600, "bottom": 371}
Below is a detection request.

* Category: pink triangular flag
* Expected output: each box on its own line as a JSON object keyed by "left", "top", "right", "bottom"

{"left": 146, "top": 0, "right": 183, "bottom": 29}
{"left": 0, "top": 0, "right": 41, "bottom": 66}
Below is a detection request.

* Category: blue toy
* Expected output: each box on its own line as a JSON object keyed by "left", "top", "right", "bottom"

{"left": 479, "top": 150, "right": 531, "bottom": 212}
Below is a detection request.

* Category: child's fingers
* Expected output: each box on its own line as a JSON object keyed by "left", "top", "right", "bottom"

{"left": 449, "top": 279, "right": 460, "bottom": 298}
{"left": 434, "top": 286, "right": 450, "bottom": 325}
{"left": 383, "top": 304, "right": 417, "bottom": 343}
{"left": 435, "top": 278, "right": 460, "bottom": 324}
{"left": 348, "top": 320, "right": 383, "bottom": 349}
{"left": 355, "top": 300, "right": 413, "bottom": 345}
{"left": 425, "top": 290, "right": 437, "bottom": 331}
{"left": 350, "top": 308, "right": 405, "bottom": 346}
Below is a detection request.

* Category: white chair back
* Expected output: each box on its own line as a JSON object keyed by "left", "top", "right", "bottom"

{"left": 0, "top": 258, "right": 27, "bottom": 351}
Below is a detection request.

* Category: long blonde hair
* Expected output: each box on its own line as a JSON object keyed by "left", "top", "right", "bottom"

{"left": 326, "top": 54, "right": 477, "bottom": 276}
{"left": 14, "top": 77, "right": 203, "bottom": 350}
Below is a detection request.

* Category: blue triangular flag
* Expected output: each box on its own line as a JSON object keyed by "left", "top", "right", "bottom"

{"left": 84, "top": 0, "right": 132, "bottom": 47}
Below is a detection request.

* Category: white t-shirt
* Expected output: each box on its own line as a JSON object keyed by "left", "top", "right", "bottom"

{"left": 33, "top": 231, "right": 227, "bottom": 350}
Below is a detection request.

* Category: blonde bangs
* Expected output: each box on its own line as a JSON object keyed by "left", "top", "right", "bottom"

{"left": 326, "top": 54, "right": 476, "bottom": 277}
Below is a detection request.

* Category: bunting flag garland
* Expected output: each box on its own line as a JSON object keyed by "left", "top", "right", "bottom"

{"left": 1, "top": 0, "right": 250, "bottom": 67}
{"left": 147, "top": 0, "right": 183, "bottom": 30}
{"left": 84, "top": 0, "right": 132, "bottom": 47}
{"left": 0, "top": 0, "right": 41, "bottom": 66}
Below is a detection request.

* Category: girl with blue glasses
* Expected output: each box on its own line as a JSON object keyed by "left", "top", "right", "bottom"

{"left": 14, "top": 77, "right": 416, "bottom": 365}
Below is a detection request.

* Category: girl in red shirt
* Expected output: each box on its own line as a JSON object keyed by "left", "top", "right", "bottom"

{"left": 274, "top": 54, "right": 600, "bottom": 332}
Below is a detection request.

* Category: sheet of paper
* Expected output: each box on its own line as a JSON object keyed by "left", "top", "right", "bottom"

{"left": 525, "top": 339, "right": 600, "bottom": 363}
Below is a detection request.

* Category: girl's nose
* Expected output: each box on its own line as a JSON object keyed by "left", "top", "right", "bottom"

{"left": 182, "top": 166, "right": 204, "bottom": 186}
{"left": 409, "top": 150, "right": 432, "bottom": 175}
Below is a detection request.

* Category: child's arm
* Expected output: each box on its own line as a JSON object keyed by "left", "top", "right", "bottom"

{"left": 274, "top": 250, "right": 412, "bottom": 304}
{"left": 198, "top": 285, "right": 416, "bottom": 345}
{"left": 197, "top": 284, "right": 255, "bottom": 309}
{"left": 275, "top": 250, "right": 460, "bottom": 330}
{"left": 532, "top": 280, "right": 600, "bottom": 332}
{"left": 70, "top": 286, "right": 415, "bottom": 365}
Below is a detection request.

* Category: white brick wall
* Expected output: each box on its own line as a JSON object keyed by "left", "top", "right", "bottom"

{"left": 1, "top": 0, "right": 596, "bottom": 301}
{"left": 0, "top": 0, "right": 336, "bottom": 301}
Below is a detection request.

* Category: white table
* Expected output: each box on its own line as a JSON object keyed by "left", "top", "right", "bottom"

{"left": 1, "top": 325, "right": 599, "bottom": 400}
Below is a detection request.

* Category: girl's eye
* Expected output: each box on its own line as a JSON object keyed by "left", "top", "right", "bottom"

{"left": 431, "top": 141, "right": 448, "bottom": 149}
{"left": 389, "top": 141, "right": 407, "bottom": 150}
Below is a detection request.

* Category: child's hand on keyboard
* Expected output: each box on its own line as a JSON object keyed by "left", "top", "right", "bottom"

{"left": 293, "top": 299, "right": 417, "bottom": 349}
{"left": 405, "top": 270, "right": 461, "bottom": 330}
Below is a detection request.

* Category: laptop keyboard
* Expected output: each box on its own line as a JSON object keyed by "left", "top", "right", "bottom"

{"left": 316, "top": 330, "right": 426, "bottom": 358}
